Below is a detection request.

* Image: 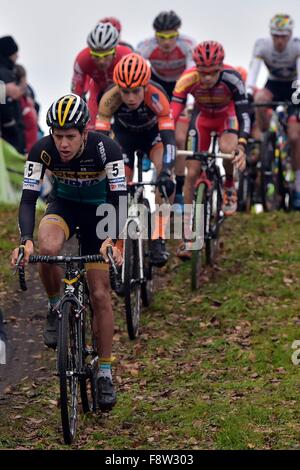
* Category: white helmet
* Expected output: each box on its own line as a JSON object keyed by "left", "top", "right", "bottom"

{"left": 87, "top": 22, "right": 119, "bottom": 50}
{"left": 270, "top": 14, "right": 294, "bottom": 36}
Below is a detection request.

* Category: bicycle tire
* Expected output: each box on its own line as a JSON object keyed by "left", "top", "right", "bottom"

{"left": 141, "top": 198, "right": 153, "bottom": 306}
{"left": 80, "top": 360, "right": 98, "bottom": 414}
{"left": 79, "top": 294, "right": 98, "bottom": 414}
{"left": 206, "top": 176, "right": 222, "bottom": 266}
{"left": 191, "top": 182, "right": 206, "bottom": 290}
{"left": 280, "top": 143, "right": 294, "bottom": 212}
{"left": 237, "top": 169, "right": 252, "bottom": 212}
{"left": 124, "top": 223, "right": 141, "bottom": 340}
{"left": 58, "top": 300, "right": 79, "bottom": 445}
{"left": 261, "top": 132, "right": 279, "bottom": 212}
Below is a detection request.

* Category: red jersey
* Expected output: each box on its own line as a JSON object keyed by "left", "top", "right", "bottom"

{"left": 137, "top": 35, "right": 196, "bottom": 83}
{"left": 71, "top": 44, "right": 132, "bottom": 128}
{"left": 171, "top": 66, "right": 250, "bottom": 140}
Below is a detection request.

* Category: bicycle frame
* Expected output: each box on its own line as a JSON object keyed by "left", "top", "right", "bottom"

{"left": 16, "top": 238, "right": 115, "bottom": 444}
{"left": 122, "top": 151, "right": 154, "bottom": 286}
{"left": 253, "top": 102, "right": 294, "bottom": 210}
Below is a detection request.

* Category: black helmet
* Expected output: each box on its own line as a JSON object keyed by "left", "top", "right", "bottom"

{"left": 153, "top": 11, "right": 181, "bottom": 31}
{"left": 46, "top": 94, "right": 90, "bottom": 132}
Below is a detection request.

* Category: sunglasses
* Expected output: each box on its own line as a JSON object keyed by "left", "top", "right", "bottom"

{"left": 156, "top": 31, "right": 179, "bottom": 40}
{"left": 90, "top": 48, "right": 115, "bottom": 58}
{"left": 198, "top": 68, "right": 221, "bottom": 76}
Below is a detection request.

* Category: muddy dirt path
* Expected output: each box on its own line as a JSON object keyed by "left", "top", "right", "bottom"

{"left": 0, "top": 267, "right": 48, "bottom": 396}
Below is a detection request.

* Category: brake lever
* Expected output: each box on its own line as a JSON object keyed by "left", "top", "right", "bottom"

{"left": 13, "top": 245, "right": 25, "bottom": 275}
{"left": 107, "top": 246, "right": 118, "bottom": 276}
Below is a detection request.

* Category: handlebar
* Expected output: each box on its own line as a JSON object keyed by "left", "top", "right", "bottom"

{"left": 15, "top": 249, "right": 116, "bottom": 292}
{"left": 128, "top": 179, "right": 170, "bottom": 203}
{"left": 250, "top": 101, "right": 291, "bottom": 109}
{"left": 28, "top": 254, "right": 105, "bottom": 264}
{"left": 177, "top": 150, "right": 234, "bottom": 161}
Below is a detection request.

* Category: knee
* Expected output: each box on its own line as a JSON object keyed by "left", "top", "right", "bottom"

{"left": 220, "top": 141, "right": 235, "bottom": 154}
{"left": 220, "top": 135, "right": 237, "bottom": 154}
{"left": 89, "top": 287, "right": 111, "bottom": 309}
{"left": 38, "top": 222, "right": 66, "bottom": 255}
{"left": 186, "top": 166, "right": 200, "bottom": 182}
{"left": 38, "top": 238, "right": 63, "bottom": 256}
{"left": 254, "top": 90, "right": 269, "bottom": 104}
{"left": 288, "top": 123, "right": 300, "bottom": 143}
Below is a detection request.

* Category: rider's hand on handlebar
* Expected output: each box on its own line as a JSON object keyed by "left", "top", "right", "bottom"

{"left": 11, "top": 241, "right": 34, "bottom": 267}
{"left": 100, "top": 238, "right": 123, "bottom": 267}
{"left": 157, "top": 171, "right": 175, "bottom": 198}
{"left": 232, "top": 146, "right": 246, "bottom": 172}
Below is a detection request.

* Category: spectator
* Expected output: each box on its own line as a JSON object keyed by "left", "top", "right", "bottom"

{"left": 15, "top": 64, "right": 38, "bottom": 152}
{"left": 0, "top": 36, "right": 25, "bottom": 153}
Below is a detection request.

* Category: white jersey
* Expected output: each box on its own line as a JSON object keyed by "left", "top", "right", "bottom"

{"left": 247, "top": 37, "right": 300, "bottom": 91}
{"left": 137, "top": 34, "right": 196, "bottom": 83}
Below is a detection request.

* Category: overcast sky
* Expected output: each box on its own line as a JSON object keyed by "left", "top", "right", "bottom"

{"left": 1, "top": 0, "right": 299, "bottom": 130}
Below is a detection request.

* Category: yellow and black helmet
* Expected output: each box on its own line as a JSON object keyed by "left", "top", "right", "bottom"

{"left": 46, "top": 94, "right": 90, "bottom": 131}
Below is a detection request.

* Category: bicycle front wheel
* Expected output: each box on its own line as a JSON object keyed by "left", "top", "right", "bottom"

{"left": 124, "top": 224, "right": 141, "bottom": 340}
{"left": 141, "top": 198, "right": 153, "bottom": 307}
{"left": 58, "top": 300, "right": 80, "bottom": 445}
{"left": 237, "top": 169, "right": 252, "bottom": 212}
{"left": 79, "top": 295, "right": 98, "bottom": 414}
{"left": 261, "top": 132, "right": 279, "bottom": 212}
{"left": 191, "top": 182, "right": 205, "bottom": 290}
{"left": 205, "top": 177, "right": 222, "bottom": 267}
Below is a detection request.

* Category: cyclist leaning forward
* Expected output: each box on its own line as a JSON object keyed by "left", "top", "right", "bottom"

{"left": 11, "top": 94, "right": 126, "bottom": 411}
{"left": 246, "top": 13, "right": 300, "bottom": 208}
{"left": 71, "top": 22, "right": 132, "bottom": 129}
{"left": 137, "top": 10, "right": 196, "bottom": 210}
{"left": 96, "top": 53, "right": 176, "bottom": 267}
{"left": 171, "top": 41, "right": 250, "bottom": 260}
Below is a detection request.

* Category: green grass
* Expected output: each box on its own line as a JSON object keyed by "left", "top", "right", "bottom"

{"left": 0, "top": 203, "right": 45, "bottom": 288}
{"left": 0, "top": 204, "right": 19, "bottom": 288}
{"left": 1, "top": 210, "right": 300, "bottom": 449}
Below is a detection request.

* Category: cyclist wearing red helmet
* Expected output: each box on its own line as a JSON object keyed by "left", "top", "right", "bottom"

{"left": 71, "top": 22, "right": 132, "bottom": 129}
{"left": 137, "top": 11, "right": 196, "bottom": 213}
{"left": 99, "top": 17, "right": 134, "bottom": 51}
{"left": 96, "top": 53, "right": 176, "bottom": 267}
{"left": 171, "top": 41, "right": 250, "bottom": 258}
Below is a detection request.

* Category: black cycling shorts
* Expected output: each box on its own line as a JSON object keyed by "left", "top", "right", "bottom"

{"left": 151, "top": 72, "right": 176, "bottom": 101}
{"left": 40, "top": 198, "right": 107, "bottom": 256}
{"left": 265, "top": 79, "right": 295, "bottom": 102}
{"left": 113, "top": 124, "right": 162, "bottom": 169}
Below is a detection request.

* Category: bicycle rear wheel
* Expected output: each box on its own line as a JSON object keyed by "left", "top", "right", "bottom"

{"left": 191, "top": 182, "right": 206, "bottom": 290}
{"left": 124, "top": 222, "right": 141, "bottom": 340}
{"left": 57, "top": 301, "right": 79, "bottom": 445}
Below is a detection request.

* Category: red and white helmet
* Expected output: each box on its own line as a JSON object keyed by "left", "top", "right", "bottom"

{"left": 99, "top": 17, "right": 122, "bottom": 33}
{"left": 87, "top": 22, "right": 119, "bottom": 50}
{"left": 193, "top": 41, "right": 225, "bottom": 69}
